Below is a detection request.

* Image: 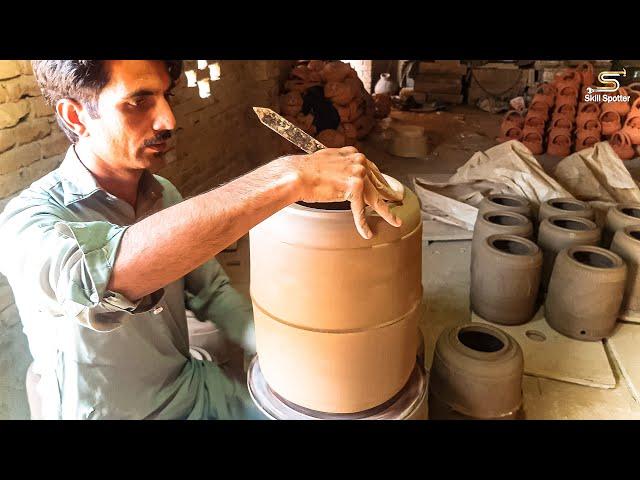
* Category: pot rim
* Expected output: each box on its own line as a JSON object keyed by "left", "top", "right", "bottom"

{"left": 565, "top": 245, "right": 625, "bottom": 271}
{"left": 481, "top": 210, "right": 531, "bottom": 227}
{"left": 621, "top": 225, "right": 640, "bottom": 244}
{"left": 451, "top": 324, "right": 511, "bottom": 361}
{"left": 546, "top": 197, "right": 590, "bottom": 211}
{"left": 614, "top": 203, "right": 640, "bottom": 220}
{"left": 485, "top": 234, "right": 540, "bottom": 259}
{"left": 485, "top": 193, "right": 530, "bottom": 209}
{"left": 545, "top": 215, "right": 598, "bottom": 233}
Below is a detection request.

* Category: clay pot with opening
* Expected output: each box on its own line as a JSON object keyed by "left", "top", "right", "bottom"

{"left": 622, "top": 116, "right": 640, "bottom": 144}
{"left": 548, "top": 116, "right": 574, "bottom": 133}
{"left": 576, "top": 62, "right": 595, "bottom": 87}
{"left": 553, "top": 104, "right": 577, "bottom": 120}
{"left": 601, "top": 88, "right": 631, "bottom": 117}
{"left": 523, "top": 115, "right": 546, "bottom": 132}
{"left": 609, "top": 130, "right": 635, "bottom": 160}
{"left": 471, "top": 210, "right": 533, "bottom": 261}
{"left": 538, "top": 197, "right": 595, "bottom": 222}
{"left": 575, "top": 130, "right": 601, "bottom": 151}
{"left": 603, "top": 203, "right": 640, "bottom": 248}
{"left": 471, "top": 234, "right": 542, "bottom": 325}
{"left": 600, "top": 110, "right": 622, "bottom": 136}
{"left": 546, "top": 129, "right": 572, "bottom": 157}
{"left": 500, "top": 110, "right": 525, "bottom": 134}
{"left": 545, "top": 246, "right": 626, "bottom": 341}
{"left": 428, "top": 324, "right": 524, "bottom": 420}
{"left": 522, "top": 130, "right": 544, "bottom": 154}
{"left": 611, "top": 226, "right": 640, "bottom": 320}
{"left": 577, "top": 118, "right": 601, "bottom": 133}
{"left": 250, "top": 174, "right": 422, "bottom": 414}
{"left": 537, "top": 215, "right": 601, "bottom": 293}
{"left": 497, "top": 126, "right": 523, "bottom": 143}
{"left": 477, "top": 193, "right": 532, "bottom": 219}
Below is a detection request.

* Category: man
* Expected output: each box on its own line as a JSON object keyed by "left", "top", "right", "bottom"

{"left": 0, "top": 60, "right": 402, "bottom": 419}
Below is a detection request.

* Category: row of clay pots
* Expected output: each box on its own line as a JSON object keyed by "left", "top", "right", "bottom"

{"left": 470, "top": 194, "right": 640, "bottom": 342}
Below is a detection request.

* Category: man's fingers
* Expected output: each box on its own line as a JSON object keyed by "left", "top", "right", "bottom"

{"left": 348, "top": 179, "right": 372, "bottom": 239}
{"left": 366, "top": 160, "right": 403, "bottom": 202}
{"left": 364, "top": 177, "right": 402, "bottom": 228}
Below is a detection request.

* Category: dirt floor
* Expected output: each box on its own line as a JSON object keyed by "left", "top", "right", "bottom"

{"left": 220, "top": 105, "right": 640, "bottom": 419}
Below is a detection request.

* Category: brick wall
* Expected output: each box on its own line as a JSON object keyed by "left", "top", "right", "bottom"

{"left": 0, "top": 60, "right": 289, "bottom": 418}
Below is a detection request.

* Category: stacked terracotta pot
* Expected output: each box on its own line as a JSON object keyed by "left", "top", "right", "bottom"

{"left": 498, "top": 63, "right": 638, "bottom": 160}
{"left": 278, "top": 61, "right": 381, "bottom": 152}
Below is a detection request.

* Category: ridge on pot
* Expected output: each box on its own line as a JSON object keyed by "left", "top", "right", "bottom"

{"left": 603, "top": 203, "right": 640, "bottom": 247}
{"left": 537, "top": 215, "right": 601, "bottom": 293}
{"left": 477, "top": 193, "right": 533, "bottom": 219}
{"left": 471, "top": 210, "right": 533, "bottom": 262}
{"left": 538, "top": 197, "right": 595, "bottom": 222}
{"left": 610, "top": 225, "right": 640, "bottom": 320}
{"left": 428, "top": 324, "right": 524, "bottom": 420}
{"left": 470, "top": 234, "right": 542, "bottom": 326}
{"left": 545, "top": 246, "right": 627, "bottom": 341}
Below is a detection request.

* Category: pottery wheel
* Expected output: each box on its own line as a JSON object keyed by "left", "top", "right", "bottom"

{"left": 247, "top": 355, "right": 426, "bottom": 420}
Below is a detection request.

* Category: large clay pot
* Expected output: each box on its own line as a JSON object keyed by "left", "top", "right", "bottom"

{"left": 609, "top": 130, "right": 635, "bottom": 160}
{"left": 603, "top": 203, "right": 640, "bottom": 248}
{"left": 501, "top": 110, "right": 525, "bottom": 133}
{"left": 600, "top": 110, "right": 622, "bottom": 136}
{"left": 546, "top": 130, "right": 572, "bottom": 157}
{"left": 250, "top": 175, "right": 422, "bottom": 413}
{"left": 471, "top": 210, "right": 533, "bottom": 261}
{"left": 611, "top": 226, "right": 640, "bottom": 319}
{"left": 545, "top": 246, "right": 626, "bottom": 341}
{"left": 622, "top": 115, "right": 640, "bottom": 144}
{"left": 576, "top": 62, "right": 595, "bottom": 87}
{"left": 477, "top": 193, "right": 532, "bottom": 219}
{"left": 537, "top": 215, "right": 601, "bottom": 292}
{"left": 522, "top": 130, "right": 544, "bottom": 155}
{"left": 538, "top": 197, "right": 595, "bottom": 222}
{"left": 428, "top": 324, "right": 524, "bottom": 420}
{"left": 471, "top": 234, "right": 542, "bottom": 325}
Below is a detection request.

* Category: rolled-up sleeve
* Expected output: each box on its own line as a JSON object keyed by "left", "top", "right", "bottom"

{"left": 0, "top": 199, "right": 164, "bottom": 332}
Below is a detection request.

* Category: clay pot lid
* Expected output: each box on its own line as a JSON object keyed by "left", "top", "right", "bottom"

{"left": 545, "top": 215, "right": 598, "bottom": 232}
{"left": 566, "top": 245, "right": 625, "bottom": 270}
{"left": 485, "top": 234, "right": 541, "bottom": 259}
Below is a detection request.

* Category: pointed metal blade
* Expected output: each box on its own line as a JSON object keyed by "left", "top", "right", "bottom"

{"left": 253, "top": 107, "right": 326, "bottom": 154}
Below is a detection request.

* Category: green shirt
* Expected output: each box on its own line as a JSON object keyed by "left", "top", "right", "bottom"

{"left": 0, "top": 146, "right": 259, "bottom": 419}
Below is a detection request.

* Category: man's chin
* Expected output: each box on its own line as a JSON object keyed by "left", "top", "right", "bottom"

{"left": 140, "top": 151, "right": 169, "bottom": 173}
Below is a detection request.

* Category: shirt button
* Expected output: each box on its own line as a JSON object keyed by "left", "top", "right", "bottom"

{"left": 153, "top": 306, "right": 164, "bottom": 315}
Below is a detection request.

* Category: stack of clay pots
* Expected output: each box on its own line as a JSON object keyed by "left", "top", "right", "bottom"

{"left": 498, "top": 62, "right": 638, "bottom": 160}
{"left": 278, "top": 61, "right": 380, "bottom": 152}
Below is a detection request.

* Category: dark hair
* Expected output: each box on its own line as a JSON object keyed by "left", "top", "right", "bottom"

{"left": 31, "top": 60, "right": 183, "bottom": 143}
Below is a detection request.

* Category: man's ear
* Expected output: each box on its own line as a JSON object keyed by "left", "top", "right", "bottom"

{"left": 56, "top": 99, "right": 90, "bottom": 138}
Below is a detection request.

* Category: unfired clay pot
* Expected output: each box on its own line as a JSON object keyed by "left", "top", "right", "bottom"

{"left": 471, "top": 234, "right": 542, "bottom": 325}
{"left": 471, "top": 210, "right": 533, "bottom": 261}
{"left": 250, "top": 175, "right": 422, "bottom": 414}
{"left": 611, "top": 226, "right": 640, "bottom": 319}
{"left": 603, "top": 203, "right": 640, "bottom": 248}
{"left": 428, "top": 324, "right": 524, "bottom": 420}
{"left": 600, "top": 111, "right": 622, "bottom": 136}
{"left": 522, "top": 130, "right": 544, "bottom": 155}
{"left": 546, "top": 130, "right": 572, "bottom": 157}
{"left": 537, "top": 215, "right": 601, "bottom": 292}
{"left": 609, "top": 130, "right": 635, "bottom": 160}
{"left": 545, "top": 246, "right": 626, "bottom": 341}
{"left": 538, "top": 197, "right": 595, "bottom": 222}
{"left": 477, "top": 193, "right": 532, "bottom": 219}
{"left": 622, "top": 116, "right": 640, "bottom": 144}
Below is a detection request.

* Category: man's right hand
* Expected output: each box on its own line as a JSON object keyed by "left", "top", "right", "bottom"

{"left": 284, "top": 146, "right": 403, "bottom": 240}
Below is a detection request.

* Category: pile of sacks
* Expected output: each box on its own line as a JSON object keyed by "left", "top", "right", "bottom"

{"left": 498, "top": 62, "right": 640, "bottom": 160}
{"left": 278, "top": 61, "right": 390, "bottom": 150}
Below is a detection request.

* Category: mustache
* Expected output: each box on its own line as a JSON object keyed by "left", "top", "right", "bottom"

{"left": 143, "top": 130, "right": 173, "bottom": 147}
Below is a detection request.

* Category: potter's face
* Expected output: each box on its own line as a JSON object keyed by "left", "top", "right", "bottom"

{"left": 81, "top": 60, "right": 176, "bottom": 172}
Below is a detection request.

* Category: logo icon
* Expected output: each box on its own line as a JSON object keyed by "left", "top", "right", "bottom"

{"left": 587, "top": 69, "right": 627, "bottom": 93}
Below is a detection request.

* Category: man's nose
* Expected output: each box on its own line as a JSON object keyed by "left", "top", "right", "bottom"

{"left": 153, "top": 96, "right": 176, "bottom": 132}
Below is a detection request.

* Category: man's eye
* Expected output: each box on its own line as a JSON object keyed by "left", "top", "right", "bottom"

{"left": 129, "top": 97, "right": 146, "bottom": 107}
{"left": 164, "top": 92, "right": 175, "bottom": 100}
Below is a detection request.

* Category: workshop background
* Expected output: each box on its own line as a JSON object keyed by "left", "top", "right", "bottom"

{"left": 2, "top": 59, "right": 640, "bottom": 419}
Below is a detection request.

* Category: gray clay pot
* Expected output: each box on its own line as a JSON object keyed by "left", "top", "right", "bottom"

{"left": 477, "top": 193, "right": 533, "bottom": 220}
{"left": 471, "top": 210, "right": 533, "bottom": 263}
{"left": 610, "top": 226, "right": 640, "bottom": 318}
{"left": 538, "top": 197, "right": 595, "bottom": 223}
{"left": 603, "top": 203, "right": 640, "bottom": 248}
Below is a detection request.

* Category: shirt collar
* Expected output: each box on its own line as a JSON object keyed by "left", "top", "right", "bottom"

{"left": 58, "top": 145, "right": 164, "bottom": 207}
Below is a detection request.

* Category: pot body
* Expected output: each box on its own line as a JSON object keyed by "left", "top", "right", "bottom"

{"left": 470, "top": 234, "right": 542, "bottom": 325}
{"left": 471, "top": 210, "right": 533, "bottom": 262}
{"left": 610, "top": 226, "right": 640, "bottom": 318}
{"left": 250, "top": 176, "right": 422, "bottom": 413}
{"left": 545, "top": 246, "right": 626, "bottom": 341}
{"left": 537, "top": 215, "right": 601, "bottom": 293}
{"left": 428, "top": 324, "right": 524, "bottom": 419}
{"left": 603, "top": 203, "right": 640, "bottom": 248}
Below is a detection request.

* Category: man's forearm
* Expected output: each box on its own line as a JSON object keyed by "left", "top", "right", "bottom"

{"left": 108, "top": 157, "right": 300, "bottom": 301}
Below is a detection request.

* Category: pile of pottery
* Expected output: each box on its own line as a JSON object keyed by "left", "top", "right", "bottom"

{"left": 470, "top": 194, "right": 640, "bottom": 340}
{"left": 279, "top": 60, "right": 383, "bottom": 151}
{"left": 498, "top": 62, "right": 640, "bottom": 160}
